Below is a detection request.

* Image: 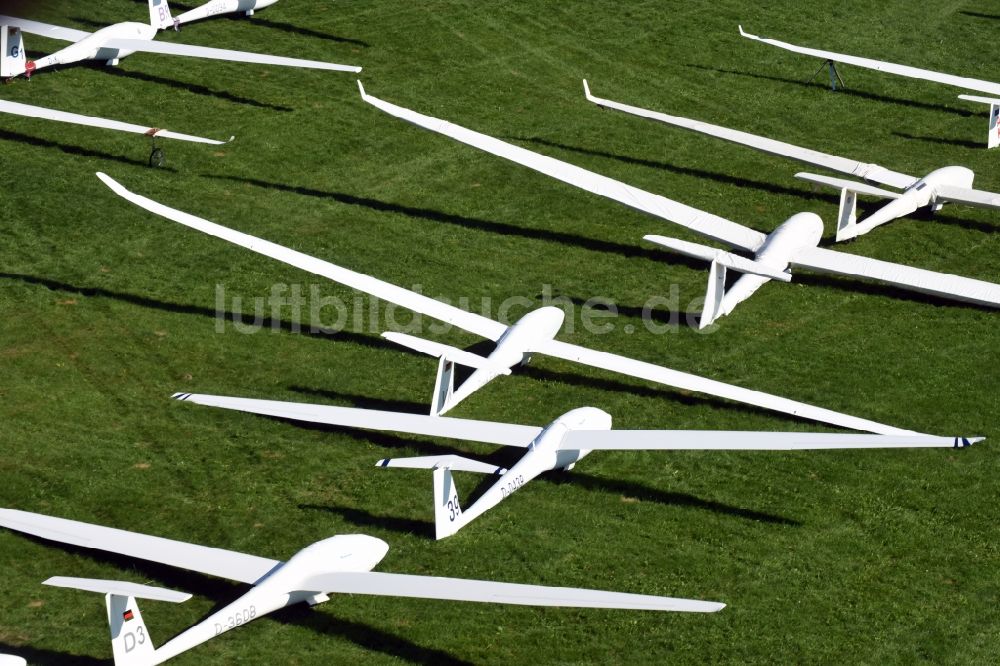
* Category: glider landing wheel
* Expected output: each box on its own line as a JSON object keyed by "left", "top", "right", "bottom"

{"left": 148, "top": 147, "right": 165, "bottom": 168}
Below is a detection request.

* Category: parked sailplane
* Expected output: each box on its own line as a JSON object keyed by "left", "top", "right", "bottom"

{"left": 171, "top": 393, "right": 982, "bottom": 540}
{"left": 98, "top": 172, "right": 921, "bottom": 436}
{"left": 355, "top": 82, "right": 1000, "bottom": 327}
{"left": 738, "top": 26, "right": 1000, "bottom": 149}
{"left": 582, "top": 81, "right": 1000, "bottom": 241}
{"left": 0, "top": 0, "right": 359, "bottom": 80}
{"left": 173, "top": 0, "right": 280, "bottom": 27}
{"left": 0, "top": 509, "right": 723, "bottom": 665}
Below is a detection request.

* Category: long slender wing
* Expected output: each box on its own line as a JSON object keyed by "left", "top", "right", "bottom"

{"left": 559, "top": 430, "right": 981, "bottom": 451}
{"left": 358, "top": 82, "right": 766, "bottom": 252}
{"left": 792, "top": 246, "right": 1000, "bottom": 309}
{"left": 537, "top": 339, "right": 918, "bottom": 436}
{"left": 173, "top": 393, "right": 542, "bottom": 447}
{"left": 739, "top": 26, "right": 1000, "bottom": 97}
{"left": 0, "top": 509, "right": 280, "bottom": 585}
{"left": 934, "top": 185, "right": 1000, "bottom": 209}
{"left": 0, "top": 100, "right": 230, "bottom": 145}
{"left": 0, "top": 15, "right": 90, "bottom": 41}
{"left": 105, "top": 38, "right": 361, "bottom": 73}
{"left": 96, "top": 173, "right": 507, "bottom": 341}
{"left": 302, "top": 571, "right": 724, "bottom": 612}
{"left": 583, "top": 80, "right": 917, "bottom": 190}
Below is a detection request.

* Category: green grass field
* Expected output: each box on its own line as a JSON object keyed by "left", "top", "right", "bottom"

{"left": 1, "top": 0, "right": 998, "bottom": 663}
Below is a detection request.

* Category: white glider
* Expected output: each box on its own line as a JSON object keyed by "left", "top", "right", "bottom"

{"left": 582, "top": 80, "right": 1000, "bottom": 241}
{"left": 738, "top": 26, "right": 1000, "bottom": 148}
{"left": 0, "top": 97, "right": 230, "bottom": 145}
{"left": 0, "top": 508, "right": 723, "bottom": 664}
{"left": 170, "top": 393, "right": 982, "bottom": 539}
{"left": 174, "top": 0, "right": 280, "bottom": 27}
{"left": 98, "top": 171, "right": 920, "bottom": 436}
{"left": 0, "top": 0, "right": 359, "bottom": 79}
{"left": 356, "top": 82, "right": 1000, "bottom": 327}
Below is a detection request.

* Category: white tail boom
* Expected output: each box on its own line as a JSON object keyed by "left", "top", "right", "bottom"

{"left": 793, "top": 172, "right": 902, "bottom": 241}
{"left": 383, "top": 331, "right": 511, "bottom": 416}
{"left": 642, "top": 235, "right": 790, "bottom": 329}
{"left": 0, "top": 25, "right": 25, "bottom": 78}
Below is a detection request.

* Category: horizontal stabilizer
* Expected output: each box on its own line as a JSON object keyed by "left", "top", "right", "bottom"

{"left": 302, "top": 570, "right": 725, "bottom": 613}
{"left": 644, "top": 235, "right": 791, "bottom": 281}
{"left": 958, "top": 94, "right": 1000, "bottom": 106}
{"left": 376, "top": 455, "right": 506, "bottom": 475}
{"left": 794, "top": 173, "right": 901, "bottom": 199}
{"left": 383, "top": 332, "right": 511, "bottom": 374}
{"left": 43, "top": 576, "right": 191, "bottom": 603}
{"left": 558, "top": 431, "right": 983, "bottom": 451}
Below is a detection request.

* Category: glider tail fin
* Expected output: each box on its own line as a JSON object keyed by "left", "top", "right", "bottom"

{"left": 989, "top": 101, "right": 1000, "bottom": 150}
{"left": 0, "top": 25, "right": 26, "bottom": 78}
{"left": 642, "top": 235, "right": 789, "bottom": 328}
{"left": 41, "top": 577, "right": 190, "bottom": 666}
{"left": 957, "top": 95, "right": 1000, "bottom": 149}
{"left": 149, "top": 0, "right": 176, "bottom": 30}
{"left": 107, "top": 594, "right": 156, "bottom": 666}
{"left": 433, "top": 466, "right": 464, "bottom": 540}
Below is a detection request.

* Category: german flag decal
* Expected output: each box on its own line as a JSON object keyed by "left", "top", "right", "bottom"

{"left": 123, "top": 609, "right": 135, "bottom": 622}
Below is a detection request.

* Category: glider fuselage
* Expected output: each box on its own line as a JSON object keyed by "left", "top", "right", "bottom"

{"left": 720, "top": 212, "right": 823, "bottom": 317}
{"left": 445, "top": 306, "right": 565, "bottom": 410}
{"left": 176, "top": 0, "right": 279, "bottom": 24}
{"left": 455, "top": 407, "right": 612, "bottom": 529}
{"left": 150, "top": 535, "right": 389, "bottom": 664}
{"left": 27, "top": 22, "right": 156, "bottom": 76}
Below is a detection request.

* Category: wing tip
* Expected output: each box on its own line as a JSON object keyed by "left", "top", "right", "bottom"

{"left": 357, "top": 79, "right": 367, "bottom": 99}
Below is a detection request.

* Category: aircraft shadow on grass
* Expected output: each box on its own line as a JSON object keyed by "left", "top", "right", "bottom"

{"left": 88, "top": 61, "right": 294, "bottom": 112}
{"left": 0, "top": 273, "right": 808, "bottom": 421}
{"left": 200, "top": 174, "right": 700, "bottom": 268}
{"left": 503, "top": 138, "right": 1000, "bottom": 239}
{"left": 0, "top": 129, "right": 178, "bottom": 171}
{"left": 685, "top": 63, "right": 976, "bottom": 118}
{"left": 511, "top": 135, "right": 839, "bottom": 204}
{"left": 300, "top": 468, "right": 799, "bottom": 543}
{"left": 960, "top": 10, "right": 1000, "bottom": 20}
{"left": 124, "top": 0, "right": 372, "bottom": 46}
{"left": 0, "top": 643, "right": 105, "bottom": 666}
{"left": 6, "top": 535, "right": 468, "bottom": 666}
{"left": 0, "top": 273, "right": 397, "bottom": 353}
{"left": 891, "top": 131, "right": 983, "bottom": 151}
